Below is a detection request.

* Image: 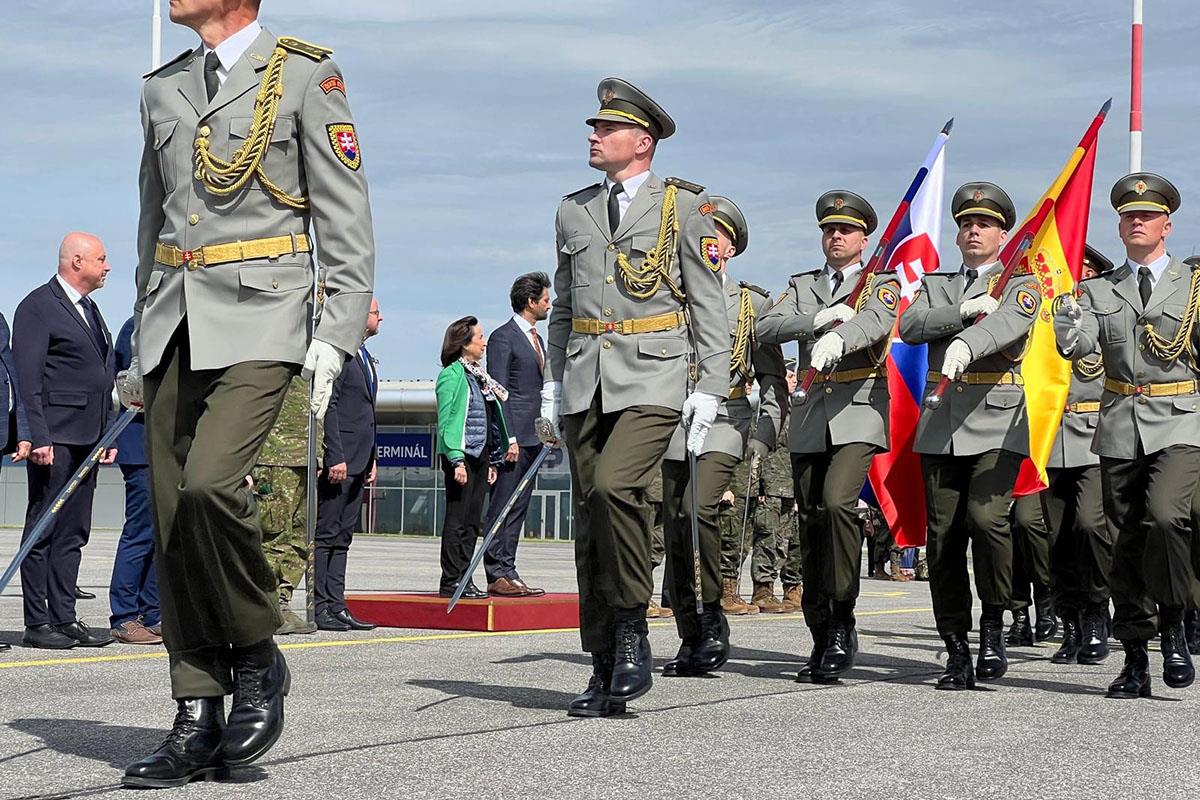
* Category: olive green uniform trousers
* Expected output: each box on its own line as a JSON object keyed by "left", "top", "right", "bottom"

{"left": 1043, "top": 465, "right": 1111, "bottom": 615}
{"left": 1010, "top": 493, "right": 1053, "bottom": 612}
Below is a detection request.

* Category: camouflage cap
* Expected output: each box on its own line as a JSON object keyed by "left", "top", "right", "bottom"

{"left": 586, "top": 77, "right": 675, "bottom": 140}
{"left": 1083, "top": 244, "right": 1114, "bottom": 275}
{"left": 710, "top": 195, "right": 749, "bottom": 256}
{"left": 1110, "top": 172, "right": 1180, "bottom": 215}
{"left": 815, "top": 190, "right": 877, "bottom": 234}
{"left": 952, "top": 181, "right": 1017, "bottom": 231}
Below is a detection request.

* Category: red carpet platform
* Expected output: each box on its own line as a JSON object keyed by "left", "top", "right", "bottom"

{"left": 344, "top": 592, "right": 581, "bottom": 632}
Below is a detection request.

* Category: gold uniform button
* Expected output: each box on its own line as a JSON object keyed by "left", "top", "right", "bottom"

{"left": 956, "top": 386, "right": 964, "bottom": 393}
{"left": 1138, "top": 397, "right": 1148, "bottom": 405}
{"left": 603, "top": 308, "right": 613, "bottom": 317}
{"left": 1138, "top": 344, "right": 1146, "bottom": 351}
{"left": 824, "top": 387, "right": 833, "bottom": 395}
{"left": 605, "top": 275, "right": 614, "bottom": 284}
{"left": 199, "top": 125, "right": 211, "bottom": 137}
{"left": 602, "top": 341, "right": 612, "bottom": 350}
{"left": 661, "top": 347, "right": 668, "bottom": 355}
{"left": 272, "top": 279, "right": 279, "bottom": 289}
{"left": 188, "top": 213, "right": 200, "bottom": 225}
{"left": 608, "top": 244, "right": 616, "bottom": 252}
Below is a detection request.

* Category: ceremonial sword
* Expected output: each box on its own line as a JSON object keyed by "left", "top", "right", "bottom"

{"left": 447, "top": 417, "right": 562, "bottom": 613}
{"left": 686, "top": 450, "right": 705, "bottom": 617}
{"left": 0, "top": 407, "right": 138, "bottom": 595}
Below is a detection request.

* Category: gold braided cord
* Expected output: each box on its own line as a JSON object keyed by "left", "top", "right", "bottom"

{"left": 854, "top": 273, "right": 876, "bottom": 312}
{"left": 192, "top": 46, "right": 309, "bottom": 210}
{"left": 730, "top": 286, "right": 756, "bottom": 382}
{"left": 1144, "top": 268, "right": 1200, "bottom": 367}
{"left": 615, "top": 185, "right": 686, "bottom": 303}
{"left": 1074, "top": 353, "right": 1104, "bottom": 379}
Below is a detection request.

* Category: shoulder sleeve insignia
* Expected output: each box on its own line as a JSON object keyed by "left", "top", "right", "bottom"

{"left": 701, "top": 236, "right": 721, "bottom": 271}
{"left": 278, "top": 36, "right": 334, "bottom": 60}
{"left": 665, "top": 176, "right": 706, "bottom": 194}
{"left": 320, "top": 76, "right": 346, "bottom": 96}
{"left": 698, "top": 202, "right": 715, "bottom": 216}
{"left": 326, "top": 123, "right": 361, "bottom": 170}
{"left": 1015, "top": 288, "right": 1039, "bottom": 316}
{"left": 143, "top": 49, "right": 193, "bottom": 79}
{"left": 876, "top": 285, "right": 898, "bottom": 311}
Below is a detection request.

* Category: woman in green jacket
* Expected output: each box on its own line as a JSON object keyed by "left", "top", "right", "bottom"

{"left": 435, "top": 316, "right": 510, "bottom": 598}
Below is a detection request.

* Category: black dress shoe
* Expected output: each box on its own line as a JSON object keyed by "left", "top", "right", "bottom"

{"left": 315, "top": 608, "right": 351, "bottom": 632}
{"left": 334, "top": 609, "right": 377, "bottom": 631}
{"left": 816, "top": 621, "right": 859, "bottom": 678}
{"left": 1034, "top": 596, "right": 1058, "bottom": 642}
{"left": 1077, "top": 606, "right": 1111, "bottom": 665}
{"left": 440, "top": 580, "right": 488, "bottom": 600}
{"left": 23, "top": 624, "right": 77, "bottom": 650}
{"left": 936, "top": 633, "right": 975, "bottom": 690}
{"left": 222, "top": 642, "right": 290, "bottom": 766}
{"left": 0, "top": 641, "right": 10, "bottom": 652}
{"left": 609, "top": 616, "right": 652, "bottom": 701}
{"left": 1107, "top": 640, "right": 1152, "bottom": 699}
{"left": 795, "top": 625, "right": 829, "bottom": 683}
{"left": 1185, "top": 609, "right": 1200, "bottom": 656}
{"left": 1160, "top": 621, "right": 1195, "bottom": 689}
{"left": 55, "top": 620, "right": 113, "bottom": 648}
{"left": 1051, "top": 614, "right": 1082, "bottom": 664}
{"left": 691, "top": 603, "right": 730, "bottom": 673}
{"left": 567, "top": 654, "right": 626, "bottom": 717}
{"left": 1006, "top": 608, "right": 1034, "bottom": 647}
{"left": 976, "top": 616, "right": 1008, "bottom": 681}
{"left": 663, "top": 639, "right": 699, "bottom": 677}
{"left": 122, "top": 698, "right": 228, "bottom": 788}
{"left": 74, "top": 586, "right": 96, "bottom": 600}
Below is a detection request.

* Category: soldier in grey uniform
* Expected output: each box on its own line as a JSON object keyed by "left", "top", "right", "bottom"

{"left": 900, "top": 182, "right": 1038, "bottom": 690}
{"left": 1054, "top": 173, "right": 1199, "bottom": 699}
{"left": 1042, "top": 245, "right": 1113, "bottom": 665}
{"left": 118, "top": 1, "right": 374, "bottom": 786}
{"left": 758, "top": 191, "right": 900, "bottom": 682}
{"left": 660, "top": 196, "right": 786, "bottom": 678}
{"left": 542, "top": 79, "right": 730, "bottom": 716}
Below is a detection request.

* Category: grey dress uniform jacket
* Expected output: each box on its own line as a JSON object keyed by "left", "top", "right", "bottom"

{"left": 136, "top": 28, "right": 374, "bottom": 373}
{"left": 663, "top": 279, "right": 787, "bottom": 461}
{"left": 1047, "top": 360, "right": 1104, "bottom": 470}
{"left": 1068, "top": 258, "right": 1200, "bottom": 459}
{"left": 900, "top": 270, "right": 1040, "bottom": 456}
{"left": 757, "top": 269, "right": 901, "bottom": 454}
{"left": 547, "top": 172, "right": 730, "bottom": 415}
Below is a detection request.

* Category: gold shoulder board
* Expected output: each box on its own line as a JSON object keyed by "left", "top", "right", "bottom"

{"left": 278, "top": 36, "right": 334, "bottom": 60}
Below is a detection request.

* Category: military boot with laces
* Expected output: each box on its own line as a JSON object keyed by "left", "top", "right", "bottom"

{"left": 692, "top": 602, "right": 730, "bottom": 672}
{"left": 122, "top": 698, "right": 228, "bottom": 788}
{"left": 815, "top": 605, "right": 858, "bottom": 679}
{"left": 935, "top": 633, "right": 975, "bottom": 690}
{"left": 1034, "top": 594, "right": 1058, "bottom": 642}
{"left": 795, "top": 625, "right": 828, "bottom": 683}
{"left": 1077, "top": 605, "right": 1110, "bottom": 665}
{"left": 1006, "top": 608, "right": 1034, "bottom": 647}
{"left": 609, "top": 614, "right": 652, "bottom": 701}
{"left": 1051, "top": 613, "right": 1082, "bottom": 664}
{"left": 568, "top": 653, "right": 626, "bottom": 716}
{"left": 977, "top": 611, "right": 1008, "bottom": 681}
{"left": 1106, "top": 640, "right": 1151, "bottom": 699}
{"left": 222, "top": 640, "right": 291, "bottom": 766}
{"left": 1160, "top": 619, "right": 1196, "bottom": 689}
{"left": 720, "top": 578, "right": 759, "bottom": 615}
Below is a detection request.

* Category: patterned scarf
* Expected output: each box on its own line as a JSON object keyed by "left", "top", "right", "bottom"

{"left": 460, "top": 357, "right": 509, "bottom": 402}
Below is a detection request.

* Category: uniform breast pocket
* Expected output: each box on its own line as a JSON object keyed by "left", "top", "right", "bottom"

{"left": 229, "top": 115, "right": 294, "bottom": 153}
{"left": 1093, "top": 306, "right": 1126, "bottom": 344}
{"left": 984, "top": 387, "right": 1022, "bottom": 409}
{"left": 140, "top": 270, "right": 166, "bottom": 304}
{"left": 1156, "top": 304, "right": 1187, "bottom": 342}
{"left": 560, "top": 235, "right": 591, "bottom": 287}
{"left": 238, "top": 264, "right": 310, "bottom": 300}
{"left": 628, "top": 235, "right": 658, "bottom": 262}
{"left": 638, "top": 338, "right": 687, "bottom": 360}
{"left": 565, "top": 338, "right": 584, "bottom": 360}
{"left": 152, "top": 117, "right": 180, "bottom": 193}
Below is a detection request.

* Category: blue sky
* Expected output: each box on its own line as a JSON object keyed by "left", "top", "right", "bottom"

{"left": 3, "top": 1, "right": 1199, "bottom": 378}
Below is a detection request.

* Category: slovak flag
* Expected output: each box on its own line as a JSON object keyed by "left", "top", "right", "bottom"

{"left": 865, "top": 128, "right": 949, "bottom": 548}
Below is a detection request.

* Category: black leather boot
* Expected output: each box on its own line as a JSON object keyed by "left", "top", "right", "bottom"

{"left": 222, "top": 641, "right": 290, "bottom": 766}
{"left": 1005, "top": 608, "right": 1034, "bottom": 647}
{"left": 691, "top": 602, "right": 730, "bottom": 672}
{"left": 568, "top": 653, "right": 625, "bottom": 717}
{"left": 122, "top": 699, "right": 228, "bottom": 788}
{"left": 1051, "top": 613, "right": 1081, "bottom": 664}
{"left": 936, "top": 633, "right": 975, "bottom": 690}
{"left": 816, "top": 605, "right": 858, "bottom": 679}
{"left": 1185, "top": 609, "right": 1200, "bottom": 656}
{"left": 609, "top": 615, "right": 652, "bottom": 701}
{"left": 977, "top": 611, "right": 1008, "bottom": 681}
{"left": 1077, "top": 604, "right": 1110, "bottom": 665}
{"left": 1106, "top": 640, "right": 1151, "bottom": 699}
{"left": 795, "top": 625, "right": 828, "bottom": 683}
{"left": 1160, "top": 619, "right": 1196, "bottom": 689}
{"left": 663, "top": 639, "right": 699, "bottom": 677}
{"left": 1034, "top": 594, "right": 1058, "bottom": 642}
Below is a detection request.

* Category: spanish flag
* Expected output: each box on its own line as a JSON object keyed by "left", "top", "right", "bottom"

{"left": 1011, "top": 101, "right": 1110, "bottom": 496}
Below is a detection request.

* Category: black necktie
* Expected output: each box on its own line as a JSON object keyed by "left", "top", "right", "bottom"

{"left": 963, "top": 268, "right": 979, "bottom": 288}
{"left": 203, "top": 51, "right": 220, "bottom": 102}
{"left": 830, "top": 270, "right": 844, "bottom": 296}
{"left": 608, "top": 182, "right": 623, "bottom": 235}
{"left": 81, "top": 297, "right": 107, "bottom": 356}
{"left": 1139, "top": 266, "right": 1153, "bottom": 308}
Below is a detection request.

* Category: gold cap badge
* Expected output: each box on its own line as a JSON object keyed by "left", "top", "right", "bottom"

{"left": 833, "top": 197, "right": 845, "bottom": 210}
{"left": 1134, "top": 179, "right": 1148, "bottom": 195}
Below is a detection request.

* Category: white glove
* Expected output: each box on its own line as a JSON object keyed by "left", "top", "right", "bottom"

{"left": 301, "top": 339, "right": 347, "bottom": 420}
{"left": 115, "top": 356, "right": 144, "bottom": 409}
{"left": 540, "top": 381, "right": 562, "bottom": 432}
{"left": 1053, "top": 294, "right": 1082, "bottom": 354}
{"left": 810, "top": 332, "right": 845, "bottom": 373}
{"left": 940, "top": 339, "right": 972, "bottom": 381}
{"left": 813, "top": 303, "right": 855, "bottom": 331}
{"left": 681, "top": 391, "right": 722, "bottom": 455}
{"left": 960, "top": 295, "right": 1000, "bottom": 318}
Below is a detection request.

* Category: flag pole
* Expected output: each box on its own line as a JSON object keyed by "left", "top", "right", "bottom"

{"left": 1130, "top": 0, "right": 1143, "bottom": 172}
{"left": 151, "top": 0, "right": 162, "bottom": 70}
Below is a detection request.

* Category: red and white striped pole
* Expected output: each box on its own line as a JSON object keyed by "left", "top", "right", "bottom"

{"left": 1130, "top": 0, "right": 1143, "bottom": 172}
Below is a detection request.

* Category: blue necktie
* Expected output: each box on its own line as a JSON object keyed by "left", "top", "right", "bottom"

{"left": 82, "top": 297, "right": 107, "bottom": 356}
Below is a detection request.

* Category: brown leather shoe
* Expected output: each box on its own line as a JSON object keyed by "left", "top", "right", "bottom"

{"left": 488, "top": 577, "right": 529, "bottom": 597}
{"left": 110, "top": 620, "right": 163, "bottom": 645}
{"left": 511, "top": 577, "right": 545, "bottom": 597}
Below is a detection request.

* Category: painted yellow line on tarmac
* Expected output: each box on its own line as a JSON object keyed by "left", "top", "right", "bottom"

{"left": 0, "top": 606, "right": 932, "bottom": 671}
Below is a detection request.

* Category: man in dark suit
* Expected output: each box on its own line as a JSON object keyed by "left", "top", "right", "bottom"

{"left": 1, "top": 310, "right": 32, "bottom": 653}
{"left": 12, "top": 232, "right": 117, "bottom": 649}
{"left": 483, "top": 273, "right": 551, "bottom": 597}
{"left": 314, "top": 297, "right": 381, "bottom": 631}
{"left": 108, "top": 316, "right": 161, "bottom": 645}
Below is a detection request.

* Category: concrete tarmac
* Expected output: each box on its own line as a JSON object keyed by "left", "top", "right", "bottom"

{"left": 0, "top": 531, "right": 1196, "bottom": 799}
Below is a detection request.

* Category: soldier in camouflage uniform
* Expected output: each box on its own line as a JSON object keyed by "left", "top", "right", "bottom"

{"left": 252, "top": 376, "right": 321, "bottom": 635}
{"left": 645, "top": 465, "right": 672, "bottom": 619}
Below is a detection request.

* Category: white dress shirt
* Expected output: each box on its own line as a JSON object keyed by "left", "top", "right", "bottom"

{"left": 824, "top": 261, "right": 862, "bottom": 296}
{"left": 1125, "top": 251, "right": 1171, "bottom": 288}
{"left": 511, "top": 313, "right": 544, "bottom": 364}
{"left": 604, "top": 170, "right": 652, "bottom": 222}
{"left": 203, "top": 19, "right": 262, "bottom": 85}
{"left": 55, "top": 274, "right": 92, "bottom": 327}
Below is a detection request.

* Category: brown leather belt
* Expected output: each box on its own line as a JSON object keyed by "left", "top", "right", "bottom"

{"left": 927, "top": 370, "right": 1024, "bottom": 386}
{"left": 1103, "top": 377, "right": 1198, "bottom": 397}
{"left": 572, "top": 310, "right": 685, "bottom": 336}
{"left": 155, "top": 233, "right": 312, "bottom": 270}
{"left": 813, "top": 367, "right": 884, "bottom": 384}
{"left": 1065, "top": 401, "right": 1101, "bottom": 414}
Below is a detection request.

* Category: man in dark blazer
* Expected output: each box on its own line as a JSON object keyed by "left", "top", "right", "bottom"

{"left": 1, "top": 310, "right": 32, "bottom": 653}
{"left": 314, "top": 297, "right": 381, "bottom": 631}
{"left": 13, "top": 232, "right": 117, "bottom": 649}
{"left": 483, "top": 273, "right": 551, "bottom": 597}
